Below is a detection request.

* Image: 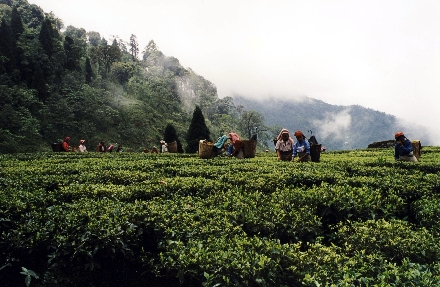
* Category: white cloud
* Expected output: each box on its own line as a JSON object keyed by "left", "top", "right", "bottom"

{"left": 313, "top": 108, "right": 352, "bottom": 141}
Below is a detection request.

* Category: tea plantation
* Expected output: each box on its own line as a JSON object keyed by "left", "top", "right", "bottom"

{"left": 1, "top": 148, "right": 440, "bottom": 286}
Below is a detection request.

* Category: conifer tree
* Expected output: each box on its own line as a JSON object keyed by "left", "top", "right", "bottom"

{"left": 0, "top": 19, "right": 15, "bottom": 84}
{"left": 186, "top": 106, "right": 211, "bottom": 153}
{"left": 85, "top": 57, "right": 93, "bottom": 84}
{"left": 129, "top": 34, "right": 139, "bottom": 61}
{"left": 163, "top": 123, "right": 184, "bottom": 153}
{"left": 163, "top": 124, "right": 177, "bottom": 142}
{"left": 39, "top": 18, "right": 55, "bottom": 57}
{"left": 10, "top": 7, "right": 24, "bottom": 41}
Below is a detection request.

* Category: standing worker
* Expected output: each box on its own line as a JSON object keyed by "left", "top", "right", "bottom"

{"left": 394, "top": 132, "right": 418, "bottom": 162}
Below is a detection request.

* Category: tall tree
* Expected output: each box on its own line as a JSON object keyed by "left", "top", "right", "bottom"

{"left": 129, "top": 34, "right": 139, "bottom": 61}
{"left": 163, "top": 123, "right": 184, "bottom": 152}
{"left": 238, "top": 110, "right": 266, "bottom": 140}
{"left": 0, "top": 19, "right": 15, "bottom": 84}
{"left": 142, "top": 39, "right": 157, "bottom": 60}
{"left": 87, "top": 31, "right": 101, "bottom": 47}
{"left": 85, "top": 57, "right": 93, "bottom": 84}
{"left": 63, "top": 35, "right": 81, "bottom": 71}
{"left": 39, "top": 18, "right": 56, "bottom": 57}
{"left": 163, "top": 123, "right": 178, "bottom": 143}
{"left": 186, "top": 106, "right": 211, "bottom": 153}
{"left": 10, "top": 7, "right": 24, "bottom": 41}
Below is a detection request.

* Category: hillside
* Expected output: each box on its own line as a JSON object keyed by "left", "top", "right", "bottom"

{"left": 233, "top": 95, "right": 431, "bottom": 150}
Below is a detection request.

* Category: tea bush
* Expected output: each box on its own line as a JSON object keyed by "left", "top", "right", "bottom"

{"left": 1, "top": 148, "right": 440, "bottom": 286}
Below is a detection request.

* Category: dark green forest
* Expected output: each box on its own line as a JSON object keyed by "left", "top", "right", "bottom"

{"left": 0, "top": 0, "right": 274, "bottom": 153}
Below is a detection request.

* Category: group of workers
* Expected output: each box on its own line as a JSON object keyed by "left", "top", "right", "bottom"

{"left": 60, "top": 137, "right": 122, "bottom": 153}
{"left": 274, "top": 129, "right": 313, "bottom": 162}
{"left": 211, "top": 132, "right": 245, "bottom": 158}
{"left": 58, "top": 130, "right": 419, "bottom": 162}
{"left": 274, "top": 129, "right": 418, "bottom": 162}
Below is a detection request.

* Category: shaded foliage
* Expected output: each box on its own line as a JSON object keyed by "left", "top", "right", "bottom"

{"left": 186, "top": 106, "right": 211, "bottom": 153}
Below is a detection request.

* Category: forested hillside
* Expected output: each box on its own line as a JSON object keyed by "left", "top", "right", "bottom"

{"left": 0, "top": 0, "right": 274, "bottom": 153}
{"left": 234, "top": 95, "right": 431, "bottom": 150}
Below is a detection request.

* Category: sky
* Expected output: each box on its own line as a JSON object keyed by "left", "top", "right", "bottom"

{"left": 29, "top": 0, "right": 440, "bottom": 145}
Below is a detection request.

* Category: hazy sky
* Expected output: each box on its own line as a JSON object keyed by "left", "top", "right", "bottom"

{"left": 29, "top": 0, "right": 440, "bottom": 144}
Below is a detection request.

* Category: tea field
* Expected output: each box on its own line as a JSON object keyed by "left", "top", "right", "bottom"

{"left": 1, "top": 147, "right": 440, "bottom": 286}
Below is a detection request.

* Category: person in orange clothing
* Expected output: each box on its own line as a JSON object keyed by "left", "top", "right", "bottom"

{"left": 61, "top": 136, "right": 71, "bottom": 151}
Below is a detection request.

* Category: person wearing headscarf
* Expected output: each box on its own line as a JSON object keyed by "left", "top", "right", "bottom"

{"left": 61, "top": 136, "right": 71, "bottom": 152}
{"left": 212, "top": 135, "right": 229, "bottom": 156}
{"left": 160, "top": 140, "right": 168, "bottom": 153}
{"left": 394, "top": 132, "right": 418, "bottom": 162}
{"left": 292, "top": 130, "right": 311, "bottom": 162}
{"left": 78, "top": 139, "right": 87, "bottom": 152}
{"left": 228, "top": 132, "right": 244, "bottom": 158}
{"left": 275, "top": 128, "right": 294, "bottom": 161}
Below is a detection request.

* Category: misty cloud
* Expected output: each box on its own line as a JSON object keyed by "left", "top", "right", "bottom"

{"left": 313, "top": 108, "right": 351, "bottom": 141}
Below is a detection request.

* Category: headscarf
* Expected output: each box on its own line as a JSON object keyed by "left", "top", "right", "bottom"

{"left": 228, "top": 132, "right": 240, "bottom": 144}
{"left": 277, "top": 129, "right": 294, "bottom": 145}
{"left": 395, "top": 132, "right": 404, "bottom": 139}
{"left": 214, "top": 135, "right": 228, "bottom": 148}
{"left": 294, "top": 130, "right": 304, "bottom": 138}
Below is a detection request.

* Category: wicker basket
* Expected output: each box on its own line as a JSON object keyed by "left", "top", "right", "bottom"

{"left": 199, "top": 140, "right": 213, "bottom": 159}
{"left": 411, "top": 140, "right": 421, "bottom": 160}
{"left": 168, "top": 141, "right": 178, "bottom": 153}
{"left": 242, "top": 140, "right": 257, "bottom": 158}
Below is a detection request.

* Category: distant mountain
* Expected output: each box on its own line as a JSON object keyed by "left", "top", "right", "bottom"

{"left": 233, "top": 95, "right": 430, "bottom": 150}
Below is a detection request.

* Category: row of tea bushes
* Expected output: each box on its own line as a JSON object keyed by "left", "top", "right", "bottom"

{"left": 1, "top": 147, "right": 440, "bottom": 286}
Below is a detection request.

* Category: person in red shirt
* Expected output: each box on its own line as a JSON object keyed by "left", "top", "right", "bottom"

{"left": 228, "top": 132, "right": 244, "bottom": 159}
{"left": 61, "top": 136, "right": 71, "bottom": 152}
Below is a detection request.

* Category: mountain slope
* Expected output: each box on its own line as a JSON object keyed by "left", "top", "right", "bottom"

{"left": 233, "top": 95, "right": 430, "bottom": 150}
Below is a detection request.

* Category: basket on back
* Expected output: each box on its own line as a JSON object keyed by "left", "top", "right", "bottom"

{"left": 310, "top": 144, "right": 321, "bottom": 162}
{"left": 242, "top": 140, "right": 257, "bottom": 158}
{"left": 411, "top": 140, "right": 421, "bottom": 160}
{"left": 198, "top": 140, "right": 213, "bottom": 159}
{"left": 167, "top": 141, "right": 178, "bottom": 153}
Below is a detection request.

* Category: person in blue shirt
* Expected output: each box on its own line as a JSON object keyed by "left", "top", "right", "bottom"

{"left": 293, "top": 130, "right": 311, "bottom": 162}
{"left": 394, "top": 132, "right": 418, "bottom": 162}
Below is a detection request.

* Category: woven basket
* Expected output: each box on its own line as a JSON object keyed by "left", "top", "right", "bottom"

{"left": 242, "top": 140, "right": 257, "bottom": 158}
{"left": 411, "top": 140, "right": 421, "bottom": 160}
{"left": 168, "top": 141, "right": 178, "bottom": 153}
{"left": 199, "top": 140, "right": 213, "bottom": 159}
